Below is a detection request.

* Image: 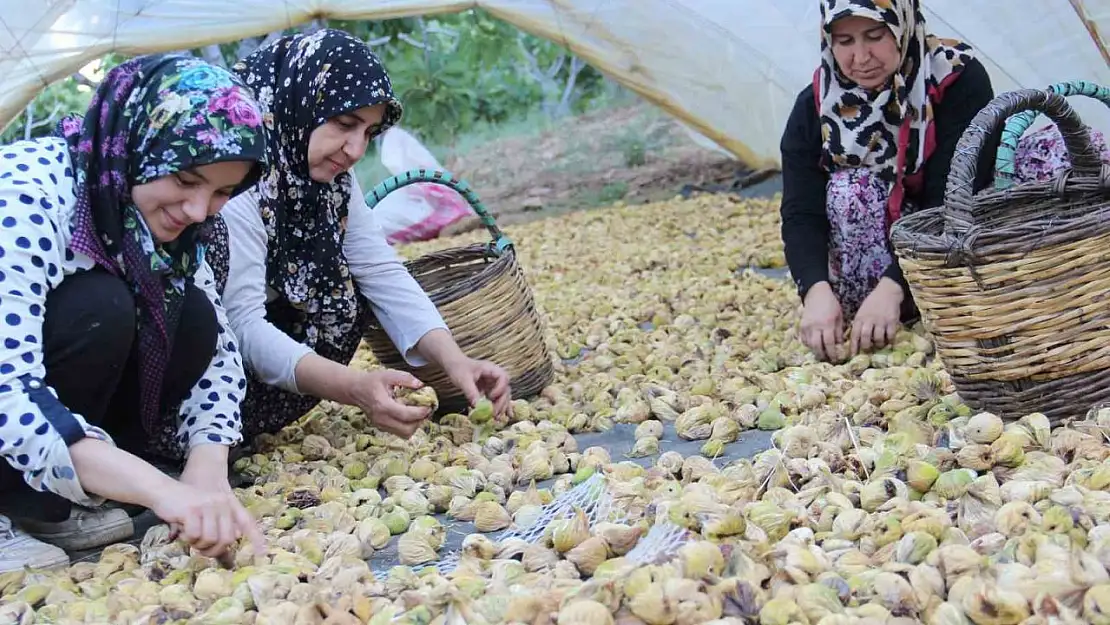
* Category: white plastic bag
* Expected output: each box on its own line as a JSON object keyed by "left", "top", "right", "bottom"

{"left": 370, "top": 126, "right": 472, "bottom": 244}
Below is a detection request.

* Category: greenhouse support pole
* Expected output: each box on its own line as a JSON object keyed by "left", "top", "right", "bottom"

{"left": 1068, "top": 0, "right": 1110, "bottom": 68}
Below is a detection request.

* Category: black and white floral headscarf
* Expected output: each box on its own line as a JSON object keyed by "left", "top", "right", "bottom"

{"left": 232, "top": 29, "right": 402, "bottom": 347}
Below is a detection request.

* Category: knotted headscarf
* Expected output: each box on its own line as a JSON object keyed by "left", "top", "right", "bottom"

{"left": 816, "top": 0, "right": 976, "bottom": 222}
{"left": 232, "top": 29, "right": 403, "bottom": 348}
{"left": 57, "top": 53, "right": 267, "bottom": 431}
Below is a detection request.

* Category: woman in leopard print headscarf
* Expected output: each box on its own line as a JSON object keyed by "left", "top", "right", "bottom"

{"left": 779, "top": 0, "right": 996, "bottom": 362}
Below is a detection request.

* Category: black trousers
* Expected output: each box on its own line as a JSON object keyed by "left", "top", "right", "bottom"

{"left": 0, "top": 269, "right": 218, "bottom": 521}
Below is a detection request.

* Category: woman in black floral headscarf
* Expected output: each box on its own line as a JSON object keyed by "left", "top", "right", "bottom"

{"left": 212, "top": 29, "right": 511, "bottom": 445}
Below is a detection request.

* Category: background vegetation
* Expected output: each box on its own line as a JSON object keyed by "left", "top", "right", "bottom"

{"left": 1, "top": 10, "right": 616, "bottom": 151}
{"left": 2, "top": 10, "right": 743, "bottom": 222}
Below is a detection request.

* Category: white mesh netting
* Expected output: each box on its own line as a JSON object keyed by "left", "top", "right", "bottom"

{"left": 374, "top": 472, "right": 694, "bottom": 578}
{"left": 623, "top": 521, "right": 694, "bottom": 566}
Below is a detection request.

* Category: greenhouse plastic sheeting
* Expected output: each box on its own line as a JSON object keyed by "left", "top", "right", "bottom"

{"left": 2, "top": 0, "right": 1109, "bottom": 169}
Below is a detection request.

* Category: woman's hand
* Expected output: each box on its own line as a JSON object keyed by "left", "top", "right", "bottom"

{"left": 160, "top": 444, "right": 266, "bottom": 560}
{"left": 413, "top": 328, "right": 512, "bottom": 417}
{"left": 442, "top": 357, "right": 512, "bottom": 417}
{"left": 345, "top": 369, "right": 432, "bottom": 438}
{"left": 67, "top": 439, "right": 263, "bottom": 559}
{"left": 850, "top": 277, "right": 904, "bottom": 355}
{"left": 153, "top": 479, "right": 266, "bottom": 560}
{"left": 800, "top": 282, "right": 845, "bottom": 362}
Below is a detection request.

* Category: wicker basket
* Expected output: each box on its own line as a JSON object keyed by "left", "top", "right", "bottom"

{"left": 362, "top": 169, "right": 555, "bottom": 415}
{"left": 889, "top": 89, "right": 1110, "bottom": 424}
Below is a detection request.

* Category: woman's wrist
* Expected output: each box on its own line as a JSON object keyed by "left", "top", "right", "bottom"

{"left": 415, "top": 328, "right": 468, "bottom": 370}
{"left": 876, "top": 276, "right": 905, "bottom": 300}
{"left": 183, "top": 444, "right": 230, "bottom": 480}
{"left": 804, "top": 281, "right": 834, "bottom": 304}
{"left": 335, "top": 366, "right": 370, "bottom": 407}
{"left": 70, "top": 438, "right": 180, "bottom": 510}
{"left": 294, "top": 352, "right": 362, "bottom": 406}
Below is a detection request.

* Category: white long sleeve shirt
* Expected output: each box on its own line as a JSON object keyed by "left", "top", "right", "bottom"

{"left": 0, "top": 138, "right": 246, "bottom": 506}
{"left": 220, "top": 176, "right": 447, "bottom": 394}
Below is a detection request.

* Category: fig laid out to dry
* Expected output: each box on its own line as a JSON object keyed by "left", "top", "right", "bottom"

{"left": 7, "top": 194, "right": 1110, "bottom": 625}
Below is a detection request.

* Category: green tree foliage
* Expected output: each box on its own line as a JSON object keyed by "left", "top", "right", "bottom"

{"left": 2, "top": 9, "right": 606, "bottom": 147}
{"left": 0, "top": 79, "right": 92, "bottom": 144}
{"left": 333, "top": 11, "right": 606, "bottom": 144}
{"left": 0, "top": 54, "right": 130, "bottom": 144}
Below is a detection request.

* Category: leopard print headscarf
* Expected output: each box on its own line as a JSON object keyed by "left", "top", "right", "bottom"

{"left": 817, "top": 0, "right": 976, "bottom": 221}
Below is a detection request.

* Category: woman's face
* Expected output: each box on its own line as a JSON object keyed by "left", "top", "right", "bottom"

{"left": 830, "top": 15, "right": 901, "bottom": 90}
{"left": 306, "top": 103, "right": 388, "bottom": 183}
{"left": 132, "top": 160, "right": 253, "bottom": 243}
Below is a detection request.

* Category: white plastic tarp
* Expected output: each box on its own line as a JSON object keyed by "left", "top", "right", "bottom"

{"left": 1, "top": 0, "right": 1108, "bottom": 169}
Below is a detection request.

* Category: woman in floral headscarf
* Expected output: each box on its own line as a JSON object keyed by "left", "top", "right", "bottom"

{"left": 0, "top": 54, "right": 268, "bottom": 572}
{"left": 210, "top": 29, "right": 511, "bottom": 446}
{"left": 780, "top": 0, "right": 999, "bottom": 362}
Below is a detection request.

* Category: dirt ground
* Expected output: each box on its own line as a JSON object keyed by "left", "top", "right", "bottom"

{"left": 434, "top": 102, "right": 774, "bottom": 235}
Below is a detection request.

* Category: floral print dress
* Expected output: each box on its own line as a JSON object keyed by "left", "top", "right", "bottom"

{"left": 825, "top": 169, "right": 907, "bottom": 323}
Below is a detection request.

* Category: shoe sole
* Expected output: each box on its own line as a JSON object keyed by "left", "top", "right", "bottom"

{"left": 26, "top": 515, "right": 135, "bottom": 552}
{"left": 29, "top": 551, "right": 71, "bottom": 572}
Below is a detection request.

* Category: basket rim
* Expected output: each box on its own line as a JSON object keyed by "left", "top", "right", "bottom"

{"left": 891, "top": 177, "right": 1110, "bottom": 264}
{"left": 406, "top": 242, "right": 519, "bottom": 305}
{"left": 942, "top": 88, "right": 1105, "bottom": 236}
{"left": 364, "top": 243, "right": 530, "bottom": 334}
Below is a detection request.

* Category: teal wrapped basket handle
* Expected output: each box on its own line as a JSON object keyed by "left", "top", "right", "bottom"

{"left": 362, "top": 168, "right": 554, "bottom": 415}
{"left": 890, "top": 89, "right": 1110, "bottom": 425}
{"left": 365, "top": 168, "right": 513, "bottom": 255}
{"left": 994, "top": 80, "right": 1110, "bottom": 189}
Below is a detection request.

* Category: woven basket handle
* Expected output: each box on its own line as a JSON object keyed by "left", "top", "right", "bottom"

{"left": 994, "top": 80, "right": 1110, "bottom": 189}
{"left": 364, "top": 168, "right": 513, "bottom": 254}
{"left": 943, "top": 88, "right": 1103, "bottom": 235}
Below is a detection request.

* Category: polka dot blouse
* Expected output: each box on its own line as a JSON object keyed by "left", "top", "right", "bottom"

{"left": 0, "top": 137, "right": 246, "bottom": 506}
